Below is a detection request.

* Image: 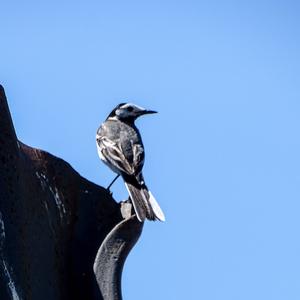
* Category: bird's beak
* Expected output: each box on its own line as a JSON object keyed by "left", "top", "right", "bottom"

{"left": 142, "top": 109, "right": 158, "bottom": 115}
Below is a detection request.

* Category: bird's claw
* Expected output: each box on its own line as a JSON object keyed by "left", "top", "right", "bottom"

{"left": 106, "top": 188, "right": 113, "bottom": 196}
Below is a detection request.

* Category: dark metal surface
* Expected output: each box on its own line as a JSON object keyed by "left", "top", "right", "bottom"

{"left": 0, "top": 85, "right": 143, "bottom": 300}
{"left": 94, "top": 203, "right": 144, "bottom": 300}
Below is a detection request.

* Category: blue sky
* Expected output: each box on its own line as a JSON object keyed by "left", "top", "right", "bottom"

{"left": 1, "top": 1, "right": 300, "bottom": 299}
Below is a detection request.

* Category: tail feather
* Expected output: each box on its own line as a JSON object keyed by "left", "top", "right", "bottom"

{"left": 124, "top": 182, "right": 165, "bottom": 222}
{"left": 125, "top": 182, "right": 147, "bottom": 221}
{"left": 148, "top": 191, "right": 165, "bottom": 221}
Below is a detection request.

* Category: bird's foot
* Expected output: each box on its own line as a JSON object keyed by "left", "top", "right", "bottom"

{"left": 106, "top": 187, "right": 113, "bottom": 196}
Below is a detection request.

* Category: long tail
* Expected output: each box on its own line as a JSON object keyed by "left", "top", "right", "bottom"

{"left": 124, "top": 181, "right": 165, "bottom": 222}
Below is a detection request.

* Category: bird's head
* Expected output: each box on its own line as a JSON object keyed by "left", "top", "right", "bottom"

{"left": 107, "top": 103, "right": 157, "bottom": 122}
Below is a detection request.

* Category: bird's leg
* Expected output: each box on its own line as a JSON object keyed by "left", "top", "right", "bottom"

{"left": 107, "top": 174, "right": 120, "bottom": 192}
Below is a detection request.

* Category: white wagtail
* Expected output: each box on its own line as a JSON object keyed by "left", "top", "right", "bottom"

{"left": 96, "top": 103, "right": 165, "bottom": 222}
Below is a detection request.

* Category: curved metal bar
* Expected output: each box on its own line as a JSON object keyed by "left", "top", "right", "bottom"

{"left": 93, "top": 204, "right": 144, "bottom": 300}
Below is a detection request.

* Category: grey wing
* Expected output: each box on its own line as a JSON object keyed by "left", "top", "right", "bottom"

{"left": 97, "top": 136, "right": 144, "bottom": 177}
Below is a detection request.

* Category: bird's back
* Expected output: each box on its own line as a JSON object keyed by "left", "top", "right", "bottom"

{"left": 97, "top": 119, "right": 144, "bottom": 166}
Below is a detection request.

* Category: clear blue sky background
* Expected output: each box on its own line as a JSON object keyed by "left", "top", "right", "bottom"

{"left": 1, "top": 1, "right": 300, "bottom": 299}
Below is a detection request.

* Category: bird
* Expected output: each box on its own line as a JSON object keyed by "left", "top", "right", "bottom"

{"left": 96, "top": 103, "right": 165, "bottom": 222}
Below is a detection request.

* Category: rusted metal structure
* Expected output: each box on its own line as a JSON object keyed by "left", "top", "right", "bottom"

{"left": 0, "top": 85, "right": 143, "bottom": 300}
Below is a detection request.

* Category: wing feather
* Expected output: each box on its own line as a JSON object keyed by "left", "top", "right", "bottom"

{"left": 97, "top": 136, "right": 144, "bottom": 176}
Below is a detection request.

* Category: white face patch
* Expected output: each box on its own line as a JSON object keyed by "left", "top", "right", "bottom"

{"left": 115, "top": 103, "right": 146, "bottom": 118}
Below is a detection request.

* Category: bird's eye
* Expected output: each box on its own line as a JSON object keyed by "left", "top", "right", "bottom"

{"left": 127, "top": 106, "right": 134, "bottom": 112}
